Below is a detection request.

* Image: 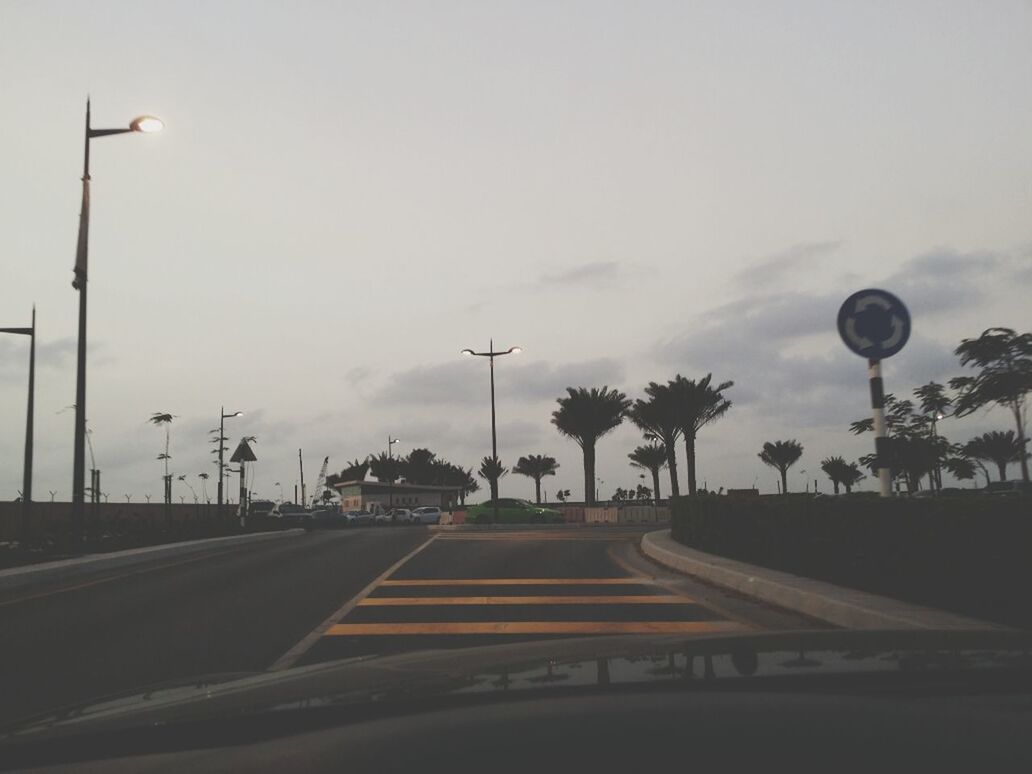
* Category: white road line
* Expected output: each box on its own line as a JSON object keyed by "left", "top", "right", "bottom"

{"left": 267, "top": 534, "right": 438, "bottom": 672}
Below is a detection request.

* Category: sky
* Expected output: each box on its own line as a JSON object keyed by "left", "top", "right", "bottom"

{"left": 1, "top": 0, "right": 1030, "bottom": 504}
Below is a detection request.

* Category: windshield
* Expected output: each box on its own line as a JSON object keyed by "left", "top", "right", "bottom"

{"left": 1, "top": 0, "right": 1030, "bottom": 765}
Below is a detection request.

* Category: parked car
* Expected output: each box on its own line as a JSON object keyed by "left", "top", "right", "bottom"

{"left": 249, "top": 500, "right": 276, "bottom": 517}
{"left": 375, "top": 508, "right": 413, "bottom": 525}
{"left": 410, "top": 506, "right": 443, "bottom": 525}
{"left": 304, "top": 508, "right": 348, "bottom": 530}
{"left": 466, "top": 499, "right": 563, "bottom": 524}
{"left": 343, "top": 510, "right": 375, "bottom": 526}
{"left": 273, "top": 502, "right": 307, "bottom": 522}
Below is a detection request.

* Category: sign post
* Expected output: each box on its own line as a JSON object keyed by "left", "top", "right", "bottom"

{"left": 230, "top": 438, "right": 258, "bottom": 527}
{"left": 837, "top": 289, "right": 911, "bottom": 497}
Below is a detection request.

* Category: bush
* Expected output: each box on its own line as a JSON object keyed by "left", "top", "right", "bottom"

{"left": 671, "top": 494, "right": 1032, "bottom": 628}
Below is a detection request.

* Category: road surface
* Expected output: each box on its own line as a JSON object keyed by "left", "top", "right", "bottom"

{"left": 0, "top": 526, "right": 815, "bottom": 726}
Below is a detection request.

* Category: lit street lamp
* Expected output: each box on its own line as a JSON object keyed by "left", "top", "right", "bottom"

{"left": 1, "top": 306, "right": 35, "bottom": 537}
{"left": 71, "top": 100, "right": 163, "bottom": 538}
{"left": 460, "top": 340, "right": 521, "bottom": 522}
{"left": 217, "top": 408, "right": 243, "bottom": 510}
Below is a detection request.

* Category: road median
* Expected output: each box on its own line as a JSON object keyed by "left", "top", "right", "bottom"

{"left": 0, "top": 529, "right": 304, "bottom": 592}
{"left": 641, "top": 529, "right": 1003, "bottom": 631}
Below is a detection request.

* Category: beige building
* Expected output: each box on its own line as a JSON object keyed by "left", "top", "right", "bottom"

{"left": 333, "top": 480, "right": 462, "bottom": 513}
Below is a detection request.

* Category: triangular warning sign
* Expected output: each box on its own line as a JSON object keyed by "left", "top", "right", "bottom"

{"left": 230, "top": 439, "right": 257, "bottom": 463}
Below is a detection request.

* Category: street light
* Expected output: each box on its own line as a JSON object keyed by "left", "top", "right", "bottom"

{"left": 460, "top": 340, "right": 521, "bottom": 522}
{"left": 71, "top": 99, "right": 163, "bottom": 538}
{"left": 387, "top": 436, "right": 401, "bottom": 509}
{"left": 217, "top": 408, "right": 243, "bottom": 510}
{"left": 1, "top": 306, "right": 35, "bottom": 538}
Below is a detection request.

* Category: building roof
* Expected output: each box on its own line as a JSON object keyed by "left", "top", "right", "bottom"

{"left": 332, "top": 479, "right": 460, "bottom": 493}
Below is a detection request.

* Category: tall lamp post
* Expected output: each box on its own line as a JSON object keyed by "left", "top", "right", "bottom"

{"left": 1, "top": 307, "right": 35, "bottom": 537}
{"left": 386, "top": 436, "right": 401, "bottom": 510}
{"left": 460, "top": 340, "right": 521, "bottom": 522}
{"left": 71, "top": 100, "right": 163, "bottom": 538}
{"left": 217, "top": 408, "right": 243, "bottom": 511}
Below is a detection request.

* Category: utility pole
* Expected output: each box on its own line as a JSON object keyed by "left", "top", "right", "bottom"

{"left": 298, "top": 449, "right": 306, "bottom": 508}
{"left": 1, "top": 307, "right": 35, "bottom": 539}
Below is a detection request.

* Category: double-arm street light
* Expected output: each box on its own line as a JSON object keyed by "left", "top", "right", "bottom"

{"left": 460, "top": 340, "right": 521, "bottom": 521}
{"left": 217, "top": 408, "right": 243, "bottom": 510}
{"left": 1, "top": 306, "right": 35, "bottom": 537}
{"left": 71, "top": 100, "right": 163, "bottom": 537}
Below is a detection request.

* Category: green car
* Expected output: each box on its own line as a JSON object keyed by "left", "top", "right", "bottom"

{"left": 466, "top": 498, "right": 564, "bottom": 524}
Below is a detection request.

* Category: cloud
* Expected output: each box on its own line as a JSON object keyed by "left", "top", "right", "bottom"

{"left": 733, "top": 241, "right": 841, "bottom": 290}
{"left": 656, "top": 277, "right": 960, "bottom": 431}
{"left": 345, "top": 366, "right": 372, "bottom": 386}
{"left": 883, "top": 247, "right": 1003, "bottom": 315}
{"left": 539, "top": 260, "right": 620, "bottom": 287}
{"left": 375, "top": 357, "right": 626, "bottom": 406}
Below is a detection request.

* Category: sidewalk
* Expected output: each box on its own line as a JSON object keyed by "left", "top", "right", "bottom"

{"left": 641, "top": 529, "right": 1004, "bottom": 631}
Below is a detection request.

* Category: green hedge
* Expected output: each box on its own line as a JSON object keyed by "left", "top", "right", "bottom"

{"left": 671, "top": 494, "right": 1032, "bottom": 629}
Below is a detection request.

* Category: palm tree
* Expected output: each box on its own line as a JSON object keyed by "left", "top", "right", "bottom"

{"left": 198, "top": 472, "right": 210, "bottom": 501}
{"left": 628, "top": 444, "right": 667, "bottom": 502}
{"left": 513, "top": 454, "right": 560, "bottom": 504}
{"left": 150, "top": 412, "right": 175, "bottom": 505}
{"left": 368, "top": 452, "right": 401, "bottom": 484}
{"left": 759, "top": 440, "right": 804, "bottom": 495}
{"left": 951, "top": 328, "right": 1032, "bottom": 482}
{"left": 913, "top": 381, "right": 952, "bottom": 490}
{"left": 944, "top": 456, "right": 979, "bottom": 488}
{"left": 668, "top": 374, "right": 733, "bottom": 495}
{"left": 963, "top": 431, "right": 1027, "bottom": 481}
{"left": 445, "top": 464, "right": 479, "bottom": 505}
{"left": 628, "top": 382, "right": 682, "bottom": 498}
{"left": 552, "top": 386, "right": 631, "bottom": 505}
{"left": 840, "top": 462, "right": 865, "bottom": 493}
{"left": 820, "top": 456, "right": 848, "bottom": 494}
{"left": 478, "top": 456, "right": 508, "bottom": 499}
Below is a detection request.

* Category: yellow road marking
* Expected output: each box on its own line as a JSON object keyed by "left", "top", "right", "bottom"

{"left": 358, "top": 595, "right": 695, "bottom": 606}
{"left": 326, "top": 621, "right": 750, "bottom": 635}
{"left": 380, "top": 577, "right": 650, "bottom": 587}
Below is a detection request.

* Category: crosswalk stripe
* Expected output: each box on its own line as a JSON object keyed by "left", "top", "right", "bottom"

{"left": 326, "top": 621, "right": 750, "bottom": 635}
{"left": 380, "top": 578, "right": 651, "bottom": 587}
{"left": 357, "top": 595, "right": 695, "bottom": 606}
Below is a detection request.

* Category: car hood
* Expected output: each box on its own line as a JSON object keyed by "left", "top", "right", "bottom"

{"left": 3, "top": 629, "right": 1030, "bottom": 743}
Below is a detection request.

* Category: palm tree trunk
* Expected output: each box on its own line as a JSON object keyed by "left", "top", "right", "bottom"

{"left": 666, "top": 445, "right": 680, "bottom": 498}
{"left": 780, "top": 468, "right": 788, "bottom": 495}
{"left": 1012, "top": 402, "right": 1030, "bottom": 483}
{"left": 651, "top": 468, "right": 661, "bottom": 503}
{"left": 844, "top": 482, "right": 852, "bottom": 494}
{"left": 583, "top": 442, "right": 596, "bottom": 505}
{"left": 534, "top": 476, "right": 542, "bottom": 504}
{"left": 832, "top": 480, "right": 840, "bottom": 495}
{"left": 490, "top": 476, "right": 498, "bottom": 500}
{"left": 684, "top": 433, "right": 697, "bottom": 495}
{"left": 997, "top": 462, "right": 1008, "bottom": 481}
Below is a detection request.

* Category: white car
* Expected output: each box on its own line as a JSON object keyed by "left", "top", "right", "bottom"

{"left": 374, "top": 508, "right": 413, "bottom": 525}
{"left": 410, "top": 506, "right": 442, "bottom": 525}
{"left": 342, "top": 510, "right": 375, "bottom": 526}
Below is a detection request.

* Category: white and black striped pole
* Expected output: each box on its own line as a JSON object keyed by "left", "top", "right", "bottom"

{"left": 838, "top": 288, "right": 911, "bottom": 499}
{"left": 867, "top": 357, "right": 893, "bottom": 497}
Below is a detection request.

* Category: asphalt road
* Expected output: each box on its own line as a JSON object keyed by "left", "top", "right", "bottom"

{"left": 0, "top": 526, "right": 816, "bottom": 726}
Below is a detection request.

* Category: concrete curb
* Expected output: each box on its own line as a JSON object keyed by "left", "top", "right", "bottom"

{"left": 429, "top": 523, "right": 660, "bottom": 531}
{"left": 0, "top": 529, "right": 304, "bottom": 592}
{"left": 641, "top": 529, "right": 1004, "bottom": 631}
